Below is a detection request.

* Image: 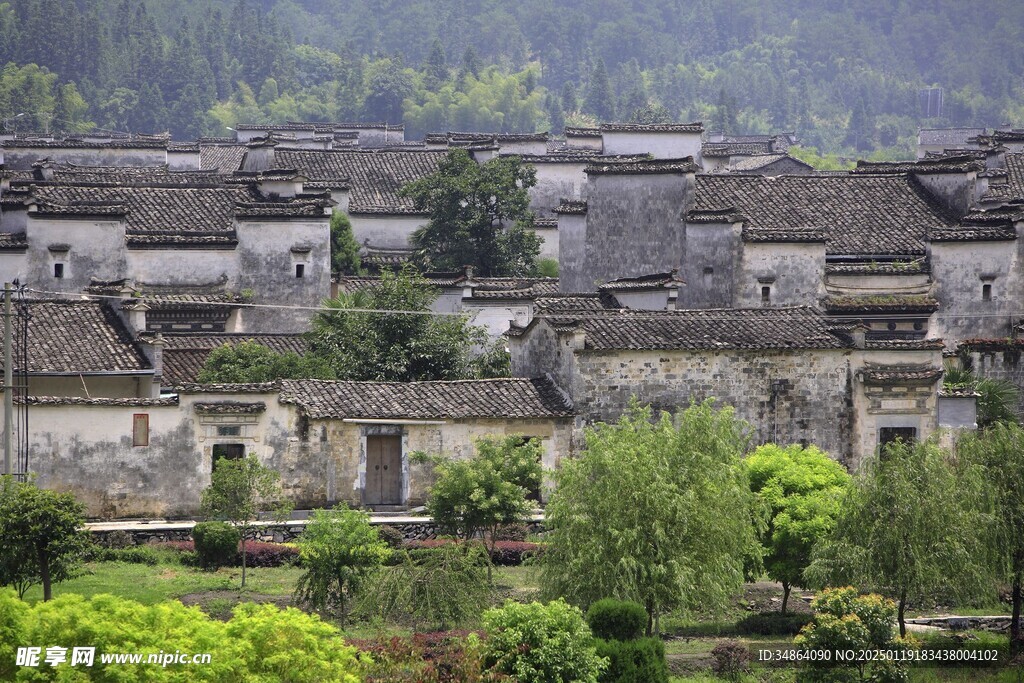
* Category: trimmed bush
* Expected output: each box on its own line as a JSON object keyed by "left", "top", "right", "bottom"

{"left": 404, "top": 539, "right": 542, "bottom": 566}
{"left": 245, "top": 541, "right": 300, "bottom": 567}
{"left": 710, "top": 640, "right": 751, "bottom": 678}
{"left": 192, "top": 521, "right": 241, "bottom": 569}
{"left": 736, "top": 611, "right": 813, "bottom": 636}
{"left": 483, "top": 599, "right": 607, "bottom": 683}
{"left": 586, "top": 599, "right": 647, "bottom": 641}
{"left": 595, "top": 637, "right": 668, "bottom": 683}
{"left": 492, "top": 522, "right": 529, "bottom": 542}
{"left": 83, "top": 545, "right": 160, "bottom": 565}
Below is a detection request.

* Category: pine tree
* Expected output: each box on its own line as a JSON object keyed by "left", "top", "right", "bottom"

{"left": 169, "top": 83, "right": 206, "bottom": 140}
{"left": 583, "top": 58, "right": 615, "bottom": 122}
{"left": 461, "top": 45, "right": 482, "bottom": 80}
{"left": 561, "top": 82, "right": 579, "bottom": 113}
{"left": 131, "top": 83, "right": 168, "bottom": 134}
{"left": 424, "top": 38, "right": 448, "bottom": 89}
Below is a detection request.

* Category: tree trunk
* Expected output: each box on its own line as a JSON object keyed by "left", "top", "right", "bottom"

{"left": 1011, "top": 578, "right": 1022, "bottom": 659}
{"left": 898, "top": 589, "right": 907, "bottom": 639}
{"left": 645, "top": 599, "right": 654, "bottom": 637}
{"left": 781, "top": 582, "right": 791, "bottom": 615}
{"left": 39, "top": 548, "right": 51, "bottom": 602}
{"left": 241, "top": 535, "right": 247, "bottom": 588}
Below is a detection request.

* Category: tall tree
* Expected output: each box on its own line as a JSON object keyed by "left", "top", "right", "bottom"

{"left": 745, "top": 443, "right": 851, "bottom": 614}
{"left": 540, "top": 401, "right": 755, "bottom": 635}
{"left": 402, "top": 149, "right": 541, "bottom": 277}
{"left": 423, "top": 38, "right": 448, "bottom": 90}
{"left": 583, "top": 58, "right": 615, "bottom": 121}
{"left": 806, "top": 439, "right": 991, "bottom": 637}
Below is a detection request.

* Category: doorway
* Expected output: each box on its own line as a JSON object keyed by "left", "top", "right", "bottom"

{"left": 364, "top": 435, "right": 402, "bottom": 505}
{"left": 212, "top": 443, "right": 245, "bottom": 471}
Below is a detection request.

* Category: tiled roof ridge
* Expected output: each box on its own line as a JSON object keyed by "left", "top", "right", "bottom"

{"left": 585, "top": 157, "right": 698, "bottom": 175}
{"left": 599, "top": 122, "right": 703, "bottom": 133}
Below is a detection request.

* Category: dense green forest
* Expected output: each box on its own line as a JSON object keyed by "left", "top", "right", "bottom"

{"left": 1, "top": 0, "right": 1023, "bottom": 155}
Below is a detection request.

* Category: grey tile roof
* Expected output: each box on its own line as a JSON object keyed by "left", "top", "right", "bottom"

{"left": 555, "top": 200, "right": 587, "bottom": 214}
{"left": 823, "top": 295, "right": 939, "bottom": 314}
{"left": 1002, "top": 153, "right": 1024, "bottom": 200}
{"left": 161, "top": 334, "right": 307, "bottom": 385}
{"left": 730, "top": 154, "right": 812, "bottom": 172}
{"left": 274, "top": 149, "right": 448, "bottom": 214}
{"left": 200, "top": 143, "right": 247, "bottom": 172}
{"left": 692, "top": 174, "right": 956, "bottom": 256}
{"left": 600, "top": 122, "right": 703, "bottom": 133}
{"left": 23, "top": 396, "right": 177, "bottom": 406}
{"left": 851, "top": 156, "right": 984, "bottom": 175}
{"left": 824, "top": 261, "right": 929, "bottom": 275}
{"left": 34, "top": 164, "right": 226, "bottom": 186}
{"left": 533, "top": 292, "right": 622, "bottom": 313}
{"left": 564, "top": 127, "right": 602, "bottom": 138}
{"left": 702, "top": 142, "right": 774, "bottom": 157}
{"left": 0, "top": 232, "right": 27, "bottom": 251}
{"left": 585, "top": 158, "right": 698, "bottom": 175}
{"left": 278, "top": 377, "right": 574, "bottom": 420}
{"left": 193, "top": 401, "right": 267, "bottom": 414}
{"left": 534, "top": 306, "right": 852, "bottom": 350}
{"left": 918, "top": 128, "right": 986, "bottom": 146}
{"left": 860, "top": 365, "right": 943, "bottom": 384}
{"left": 2, "top": 300, "right": 151, "bottom": 374}
{"left": 470, "top": 278, "right": 560, "bottom": 299}
{"left": 599, "top": 271, "right": 684, "bottom": 291}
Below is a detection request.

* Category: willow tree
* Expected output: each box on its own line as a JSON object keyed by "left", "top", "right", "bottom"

{"left": 806, "top": 439, "right": 991, "bottom": 637}
{"left": 957, "top": 423, "right": 1024, "bottom": 656}
{"left": 539, "top": 400, "right": 755, "bottom": 635}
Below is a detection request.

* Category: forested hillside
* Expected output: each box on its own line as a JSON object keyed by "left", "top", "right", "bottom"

{"left": 2, "top": 0, "right": 1023, "bottom": 155}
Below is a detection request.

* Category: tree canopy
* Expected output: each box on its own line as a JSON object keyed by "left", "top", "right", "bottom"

{"left": 402, "top": 149, "right": 541, "bottom": 277}
{"left": 805, "top": 439, "right": 991, "bottom": 636}
{"left": 306, "top": 267, "right": 507, "bottom": 382}
{"left": 539, "top": 400, "right": 755, "bottom": 635}
{"left": 745, "top": 443, "right": 851, "bottom": 614}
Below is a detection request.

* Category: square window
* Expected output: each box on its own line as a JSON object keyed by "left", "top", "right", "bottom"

{"left": 295, "top": 264, "right": 305, "bottom": 278}
{"left": 983, "top": 283, "right": 992, "bottom": 301}
{"left": 761, "top": 286, "right": 771, "bottom": 304}
{"left": 879, "top": 427, "right": 916, "bottom": 457}
{"left": 54, "top": 263, "right": 64, "bottom": 278}
{"left": 132, "top": 414, "right": 149, "bottom": 446}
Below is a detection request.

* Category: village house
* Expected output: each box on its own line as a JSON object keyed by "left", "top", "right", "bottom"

{"left": 16, "top": 377, "right": 575, "bottom": 519}
{"left": 509, "top": 305, "right": 947, "bottom": 468}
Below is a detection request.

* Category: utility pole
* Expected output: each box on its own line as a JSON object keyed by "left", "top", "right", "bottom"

{"left": 3, "top": 282, "right": 12, "bottom": 475}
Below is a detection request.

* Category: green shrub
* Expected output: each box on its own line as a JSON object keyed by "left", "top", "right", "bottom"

{"left": 191, "top": 521, "right": 240, "bottom": 569}
{"left": 483, "top": 599, "right": 607, "bottom": 683}
{"left": 586, "top": 598, "right": 647, "bottom": 641}
{"left": 83, "top": 546, "right": 160, "bottom": 565}
{"left": 0, "top": 589, "right": 368, "bottom": 682}
{"left": 595, "top": 637, "right": 668, "bottom": 683}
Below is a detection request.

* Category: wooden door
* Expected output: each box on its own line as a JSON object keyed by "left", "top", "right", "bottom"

{"left": 365, "top": 435, "right": 402, "bottom": 505}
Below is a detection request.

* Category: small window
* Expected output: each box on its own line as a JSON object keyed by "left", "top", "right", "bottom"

{"left": 983, "top": 283, "right": 992, "bottom": 301}
{"left": 132, "top": 414, "right": 149, "bottom": 447}
{"left": 217, "top": 425, "right": 241, "bottom": 437}
{"left": 879, "top": 427, "right": 917, "bottom": 456}
{"left": 703, "top": 266, "right": 714, "bottom": 276}
{"left": 54, "top": 263, "right": 64, "bottom": 278}
{"left": 887, "top": 321, "right": 897, "bottom": 331}
{"left": 761, "top": 286, "right": 771, "bottom": 304}
{"left": 295, "top": 264, "right": 305, "bottom": 278}
{"left": 212, "top": 443, "right": 245, "bottom": 470}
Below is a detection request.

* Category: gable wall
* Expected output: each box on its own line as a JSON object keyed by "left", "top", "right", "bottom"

{"left": 735, "top": 241, "right": 825, "bottom": 307}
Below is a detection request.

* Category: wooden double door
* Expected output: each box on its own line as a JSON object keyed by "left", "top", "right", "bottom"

{"left": 364, "top": 435, "right": 402, "bottom": 505}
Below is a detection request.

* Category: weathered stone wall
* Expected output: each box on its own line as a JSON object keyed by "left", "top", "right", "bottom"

{"left": 963, "top": 347, "right": 1024, "bottom": 418}
{"left": 735, "top": 241, "right": 825, "bottom": 307}
{"left": 601, "top": 131, "right": 702, "bottom": 162}
{"left": 557, "top": 213, "right": 589, "bottom": 292}
{"left": 235, "top": 216, "right": 332, "bottom": 333}
{"left": 568, "top": 172, "right": 688, "bottom": 293}
{"left": 929, "top": 239, "right": 1020, "bottom": 345}
{"left": 529, "top": 162, "right": 588, "bottom": 218}
{"left": 349, "top": 213, "right": 425, "bottom": 250}
{"left": 679, "top": 221, "right": 741, "bottom": 308}
{"left": 570, "top": 347, "right": 856, "bottom": 462}
{"left": 3, "top": 147, "right": 167, "bottom": 170}
{"left": 302, "top": 416, "right": 574, "bottom": 508}
{"left": 26, "top": 216, "right": 126, "bottom": 293}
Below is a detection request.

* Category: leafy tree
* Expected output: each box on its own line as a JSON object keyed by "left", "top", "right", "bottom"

{"left": 197, "top": 341, "right": 335, "bottom": 383}
{"left": 806, "top": 439, "right": 991, "bottom": 637}
{"left": 746, "top": 443, "right": 851, "bottom": 613}
{"left": 307, "top": 267, "right": 504, "bottom": 382}
{"left": 483, "top": 599, "right": 607, "bottom": 683}
{"left": 418, "top": 435, "right": 541, "bottom": 580}
{"left": 583, "top": 58, "right": 615, "bottom": 121}
{"left": 540, "top": 400, "right": 755, "bottom": 634}
{"left": 363, "top": 57, "right": 413, "bottom": 123}
{"left": 330, "top": 210, "right": 362, "bottom": 276}
{"left": 957, "top": 423, "right": 1024, "bottom": 656}
{"left": 295, "top": 508, "right": 390, "bottom": 626}
{"left": 200, "top": 454, "right": 292, "bottom": 588}
{"left": 0, "top": 477, "right": 90, "bottom": 601}
{"left": 402, "top": 149, "right": 541, "bottom": 277}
